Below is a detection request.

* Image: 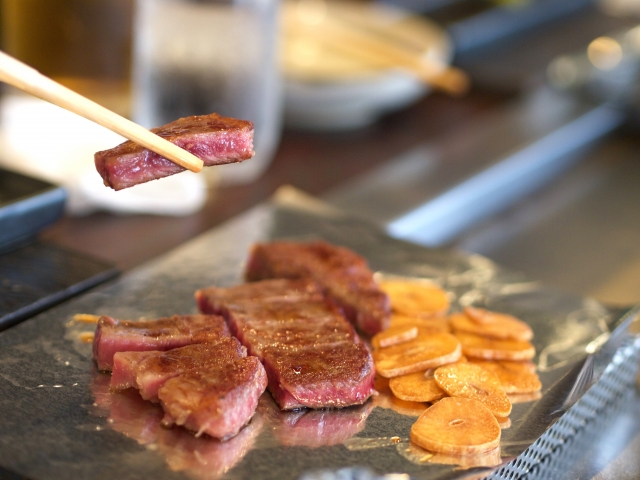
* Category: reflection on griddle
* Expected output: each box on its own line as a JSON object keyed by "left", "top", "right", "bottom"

{"left": 508, "top": 391, "right": 542, "bottom": 404}
{"left": 90, "top": 369, "right": 376, "bottom": 477}
{"left": 372, "top": 374, "right": 507, "bottom": 470}
{"left": 90, "top": 371, "right": 263, "bottom": 480}
{"left": 372, "top": 375, "right": 428, "bottom": 417}
{"left": 259, "top": 394, "right": 374, "bottom": 448}
{"left": 397, "top": 441, "right": 504, "bottom": 470}
{"left": 157, "top": 421, "right": 263, "bottom": 480}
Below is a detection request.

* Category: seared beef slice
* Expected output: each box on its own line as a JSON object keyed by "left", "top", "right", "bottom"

{"left": 262, "top": 343, "right": 375, "bottom": 409}
{"left": 196, "top": 279, "right": 375, "bottom": 410}
{"left": 244, "top": 241, "right": 390, "bottom": 335}
{"left": 110, "top": 339, "right": 245, "bottom": 401}
{"left": 93, "top": 314, "right": 230, "bottom": 371}
{"left": 197, "top": 278, "right": 324, "bottom": 318}
{"left": 111, "top": 341, "right": 267, "bottom": 440}
{"left": 95, "top": 113, "right": 254, "bottom": 190}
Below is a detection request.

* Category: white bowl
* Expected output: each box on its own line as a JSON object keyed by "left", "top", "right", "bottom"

{"left": 282, "top": 1, "right": 453, "bottom": 130}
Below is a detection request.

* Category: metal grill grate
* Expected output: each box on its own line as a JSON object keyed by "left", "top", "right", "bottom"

{"left": 486, "top": 336, "right": 640, "bottom": 480}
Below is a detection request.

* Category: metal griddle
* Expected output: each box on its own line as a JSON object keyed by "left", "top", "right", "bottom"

{"left": 0, "top": 188, "right": 637, "bottom": 480}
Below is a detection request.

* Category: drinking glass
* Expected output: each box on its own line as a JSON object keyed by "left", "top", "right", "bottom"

{"left": 132, "top": 0, "right": 283, "bottom": 184}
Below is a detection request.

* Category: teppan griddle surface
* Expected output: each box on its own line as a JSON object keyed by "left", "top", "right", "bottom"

{"left": 0, "top": 188, "right": 635, "bottom": 480}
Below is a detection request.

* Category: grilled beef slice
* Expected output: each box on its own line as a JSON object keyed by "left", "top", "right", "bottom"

{"left": 196, "top": 279, "right": 376, "bottom": 410}
{"left": 93, "top": 314, "right": 230, "bottom": 371}
{"left": 95, "top": 113, "right": 254, "bottom": 190}
{"left": 159, "top": 356, "right": 266, "bottom": 440}
{"left": 110, "top": 339, "right": 245, "bottom": 401}
{"left": 261, "top": 343, "right": 375, "bottom": 410}
{"left": 197, "top": 278, "right": 325, "bottom": 317}
{"left": 111, "top": 341, "right": 267, "bottom": 440}
{"left": 244, "top": 241, "right": 390, "bottom": 335}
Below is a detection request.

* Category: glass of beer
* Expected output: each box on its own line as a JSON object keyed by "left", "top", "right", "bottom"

{"left": 1, "top": 0, "right": 134, "bottom": 117}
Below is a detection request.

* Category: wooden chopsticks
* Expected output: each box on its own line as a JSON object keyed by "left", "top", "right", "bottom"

{"left": 0, "top": 50, "right": 204, "bottom": 173}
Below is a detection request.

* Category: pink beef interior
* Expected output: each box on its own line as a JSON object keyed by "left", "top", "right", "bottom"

{"left": 95, "top": 113, "right": 254, "bottom": 191}
{"left": 111, "top": 340, "right": 245, "bottom": 400}
{"left": 111, "top": 350, "right": 158, "bottom": 391}
{"left": 93, "top": 314, "right": 229, "bottom": 371}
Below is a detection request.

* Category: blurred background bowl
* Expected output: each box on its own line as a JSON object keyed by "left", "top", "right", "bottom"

{"left": 281, "top": 0, "right": 454, "bottom": 130}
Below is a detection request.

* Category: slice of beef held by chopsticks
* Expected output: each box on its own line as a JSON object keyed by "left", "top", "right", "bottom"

{"left": 93, "top": 314, "right": 230, "bottom": 371}
{"left": 196, "top": 278, "right": 376, "bottom": 410}
{"left": 111, "top": 341, "right": 267, "bottom": 440}
{"left": 245, "top": 241, "right": 390, "bottom": 335}
{"left": 95, "top": 113, "right": 254, "bottom": 190}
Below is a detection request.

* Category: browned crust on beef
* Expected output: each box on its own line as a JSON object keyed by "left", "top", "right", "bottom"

{"left": 196, "top": 278, "right": 376, "bottom": 410}
{"left": 244, "top": 241, "right": 390, "bottom": 335}
{"left": 100, "top": 114, "right": 253, "bottom": 157}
